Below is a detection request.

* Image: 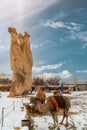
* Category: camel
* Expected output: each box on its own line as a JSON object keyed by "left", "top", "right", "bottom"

{"left": 30, "top": 95, "right": 70, "bottom": 129}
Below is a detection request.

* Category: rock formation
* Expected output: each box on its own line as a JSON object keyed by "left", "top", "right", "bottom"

{"left": 8, "top": 27, "right": 33, "bottom": 96}
{"left": 24, "top": 32, "right": 33, "bottom": 89}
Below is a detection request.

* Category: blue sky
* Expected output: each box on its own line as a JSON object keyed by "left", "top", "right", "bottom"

{"left": 0, "top": 0, "right": 87, "bottom": 82}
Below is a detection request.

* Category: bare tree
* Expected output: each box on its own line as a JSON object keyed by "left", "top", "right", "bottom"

{"left": 47, "top": 77, "right": 60, "bottom": 85}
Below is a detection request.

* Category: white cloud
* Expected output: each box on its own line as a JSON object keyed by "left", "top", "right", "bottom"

{"left": 77, "top": 31, "right": 87, "bottom": 42}
{"left": 31, "top": 43, "right": 43, "bottom": 49}
{"left": 0, "top": 45, "right": 9, "bottom": 50}
{"left": 59, "top": 70, "right": 72, "bottom": 79}
{"left": 31, "top": 44, "right": 39, "bottom": 49}
{"left": 42, "top": 20, "right": 82, "bottom": 32}
{"left": 82, "top": 43, "right": 87, "bottom": 49}
{"left": 76, "top": 70, "right": 87, "bottom": 73}
{"left": 42, "top": 21, "right": 66, "bottom": 29}
{"left": 34, "top": 70, "right": 72, "bottom": 79}
{"left": 70, "top": 22, "right": 82, "bottom": 31}
{"left": 69, "top": 31, "right": 77, "bottom": 40}
{"left": 33, "top": 63, "right": 72, "bottom": 79}
{"left": 35, "top": 73, "right": 59, "bottom": 80}
{"left": 33, "top": 63, "right": 63, "bottom": 73}
{"left": 70, "top": 31, "right": 87, "bottom": 41}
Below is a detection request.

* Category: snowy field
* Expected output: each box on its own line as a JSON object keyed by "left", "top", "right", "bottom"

{"left": 0, "top": 91, "right": 87, "bottom": 130}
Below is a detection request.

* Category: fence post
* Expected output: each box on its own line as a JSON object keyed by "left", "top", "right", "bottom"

{"left": 1, "top": 107, "right": 4, "bottom": 127}
{"left": 21, "top": 98, "right": 23, "bottom": 104}
{"left": 13, "top": 101, "right": 15, "bottom": 111}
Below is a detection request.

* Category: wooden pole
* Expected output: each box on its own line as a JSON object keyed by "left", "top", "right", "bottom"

{"left": 1, "top": 107, "right": 4, "bottom": 127}
{"left": 21, "top": 98, "right": 23, "bottom": 104}
{"left": 13, "top": 101, "right": 15, "bottom": 111}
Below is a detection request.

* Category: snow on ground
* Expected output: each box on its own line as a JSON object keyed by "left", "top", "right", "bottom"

{"left": 0, "top": 91, "right": 87, "bottom": 130}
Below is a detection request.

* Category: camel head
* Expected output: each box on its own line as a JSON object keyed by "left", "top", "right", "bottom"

{"left": 30, "top": 96, "right": 43, "bottom": 112}
{"left": 23, "top": 103, "right": 32, "bottom": 112}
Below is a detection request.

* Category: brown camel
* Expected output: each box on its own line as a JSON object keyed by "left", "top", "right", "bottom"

{"left": 30, "top": 95, "right": 70, "bottom": 129}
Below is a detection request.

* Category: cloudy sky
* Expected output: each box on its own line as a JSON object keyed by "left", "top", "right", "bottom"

{"left": 0, "top": 0, "right": 87, "bottom": 81}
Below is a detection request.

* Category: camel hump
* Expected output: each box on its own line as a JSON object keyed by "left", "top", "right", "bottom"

{"left": 53, "top": 96, "right": 69, "bottom": 109}
{"left": 63, "top": 96, "right": 71, "bottom": 108}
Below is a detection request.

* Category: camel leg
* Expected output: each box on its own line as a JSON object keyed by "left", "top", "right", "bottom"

{"left": 51, "top": 112, "right": 57, "bottom": 127}
{"left": 51, "top": 112, "right": 60, "bottom": 129}
{"left": 51, "top": 112, "right": 56, "bottom": 127}
{"left": 60, "top": 109, "right": 65, "bottom": 125}
{"left": 65, "top": 109, "right": 69, "bottom": 126}
{"left": 54, "top": 112, "right": 60, "bottom": 130}
{"left": 54, "top": 112, "right": 58, "bottom": 125}
{"left": 60, "top": 109, "right": 69, "bottom": 126}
